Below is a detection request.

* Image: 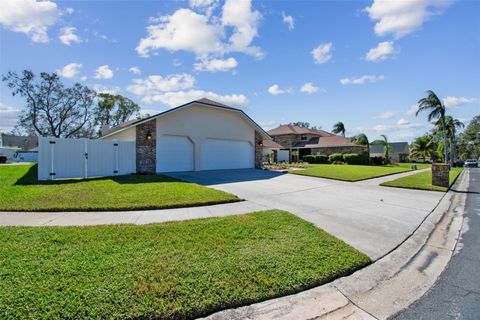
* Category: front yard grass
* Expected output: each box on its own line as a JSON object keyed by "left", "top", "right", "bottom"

{"left": 380, "top": 167, "right": 463, "bottom": 192}
{"left": 0, "top": 210, "right": 370, "bottom": 319}
{"left": 0, "top": 164, "right": 239, "bottom": 211}
{"left": 290, "top": 163, "right": 413, "bottom": 181}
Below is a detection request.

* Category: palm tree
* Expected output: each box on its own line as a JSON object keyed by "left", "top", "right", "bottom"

{"left": 439, "top": 116, "right": 464, "bottom": 164}
{"left": 410, "top": 135, "right": 433, "bottom": 163}
{"left": 332, "top": 121, "right": 346, "bottom": 137}
{"left": 372, "top": 134, "right": 393, "bottom": 163}
{"left": 416, "top": 90, "right": 448, "bottom": 163}
{"left": 350, "top": 133, "right": 370, "bottom": 161}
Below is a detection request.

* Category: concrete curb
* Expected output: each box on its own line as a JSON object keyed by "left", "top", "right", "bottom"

{"left": 202, "top": 170, "right": 469, "bottom": 320}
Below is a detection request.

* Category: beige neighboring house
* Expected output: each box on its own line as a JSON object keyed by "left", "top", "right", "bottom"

{"left": 370, "top": 142, "right": 410, "bottom": 163}
{"left": 101, "top": 98, "right": 271, "bottom": 173}
{"left": 267, "top": 124, "right": 367, "bottom": 161}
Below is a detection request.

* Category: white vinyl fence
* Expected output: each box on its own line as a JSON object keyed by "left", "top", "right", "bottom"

{"left": 38, "top": 137, "right": 135, "bottom": 180}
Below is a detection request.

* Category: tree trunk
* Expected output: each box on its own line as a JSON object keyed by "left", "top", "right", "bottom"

{"left": 450, "top": 134, "right": 456, "bottom": 164}
{"left": 442, "top": 117, "right": 448, "bottom": 164}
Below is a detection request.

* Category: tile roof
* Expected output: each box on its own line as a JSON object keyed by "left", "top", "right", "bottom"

{"left": 267, "top": 124, "right": 334, "bottom": 137}
{"left": 262, "top": 139, "right": 284, "bottom": 149}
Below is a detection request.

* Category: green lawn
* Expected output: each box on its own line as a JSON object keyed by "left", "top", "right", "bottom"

{"left": 380, "top": 167, "right": 463, "bottom": 192}
{"left": 0, "top": 210, "right": 370, "bottom": 319}
{"left": 0, "top": 164, "right": 239, "bottom": 211}
{"left": 290, "top": 163, "right": 415, "bottom": 181}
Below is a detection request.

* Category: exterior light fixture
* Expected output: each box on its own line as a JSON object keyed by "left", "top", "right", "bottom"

{"left": 146, "top": 132, "right": 152, "bottom": 140}
{"left": 258, "top": 141, "right": 263, "bottom": 147}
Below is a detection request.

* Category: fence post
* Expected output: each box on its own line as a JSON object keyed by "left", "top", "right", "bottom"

{"left": 50, "top": 139, "right": 55, "bottom": 181}
{"left": 84, "top": 139, "right": 88, "bottom": 179}
{"left": 114, "top": 142, "right": 119, "bottom": 175}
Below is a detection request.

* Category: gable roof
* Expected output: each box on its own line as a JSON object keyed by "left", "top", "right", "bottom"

{"left": 267, "top": 124, "right": 334, "bottom": 137}
{"left": 101, "top": 98, "right": 271, "bottom": 140}
{"left": 262, "top": 139, "right": 284, "bottom": 149}
{"left": 370, "top": 142, "right": 410, "bottom": 154}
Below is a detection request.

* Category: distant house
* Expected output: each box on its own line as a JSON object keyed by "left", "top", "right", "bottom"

{"left": 370, "top": 142, "right": 410, "bottom": 163}
{"left": 0, "top": 134, "right": 39, "bottom": 162}
{"left": 267, "top": 124, "right": 367, "bottom": 161}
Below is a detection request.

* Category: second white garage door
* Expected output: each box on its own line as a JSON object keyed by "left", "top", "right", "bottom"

{"left": 200, "top": 138, "right": 254, "bottom": 170}
{"left": 157, "top": 135, "right": 194, "bottom": 172}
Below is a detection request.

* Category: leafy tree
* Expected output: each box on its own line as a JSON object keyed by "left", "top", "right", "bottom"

{"left": 371, "top": 134, "right": 393, "bottom": 163}
{"left": 332, "top": 121, "right": 346, "bottom": 137}
{"left": 94, "top": 93, "right": 140, "bottom": 135}
{"left": 288, "top": 122, "right": 320, "bottom": 130}
{"left": 350, "top": 133, "right": 370, "bottom": 161}
{"left": 416, "top": 90, "right": 448, "bottom": 163}
{"left": 410, "top": 135, "right": 434, "bottom": 162}
{"left": 2, "top": 70, "right": 96, "bottom": 138}
{"left": 457, "top": 115, "right": 480, "bottom": 160}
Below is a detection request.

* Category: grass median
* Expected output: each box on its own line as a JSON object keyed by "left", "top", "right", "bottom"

{"left": 0, "top": 164, "right": 239, "bottom": 211}
{"left": 381, "top": 167, "right": 462, "bottom": 192}
{"left": 0, "top": 210, "right": 370, "bottom": 319}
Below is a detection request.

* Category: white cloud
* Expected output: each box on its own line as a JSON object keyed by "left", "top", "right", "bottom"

{"left": 94, "top": 65, "right": 114, "bottom": 80}
{"left": 127, "top": 74, "right": 196, "bottom": 95}
{"left": 300, "top": 82, "right": 319, "bottom": 94}
{"left": 92, "top": 84, "right": 121, "bottom": 95}
{"left": 372, "top": 124, "right": 392, "bottom": 132}
{"left": 80, "top": 76, "right": 87, "bottom": 81}
{"left": 268, "top": 84, "right": 284, "bottom": 95}
{"left": 65, "top": 7, "right": 74, "bottom": 14}
{"left": 397, "top": 118, "right": 410, "bottom": 126}
{"left": 0, "top": 103, "right": 21, "bottom": 131}
{"left": 443, "top": 96, "right": 477, "bottom": 108}
{"left": 137, "top": 0, "right": 262, "bottom": 60}
{"left": 365, "top": 0, "right": 453, "bottom": 39}
{"left": 258, "top": 120, "right": 278, "bottom": 130}
{"left": 56, "top": 63, "right": 82, "bottom": 78}
{"left": 406, "top": 104, "right": 418, "bottom": 115}
{"left": 129, "top": 66, "right": 141, "bottom": 75}
{"left": 59, "top": 26, "right": 82, "bottom": 45}
{"left": 365, "top": 41, "right": 396, "bottom": 62}
{"left": 378, "top": 111, "right": 395, "bottom": 119}
{"left": 0, "top": 0, "right": 60, "bottom": 43}
{"left": 340, "top": 75, "right": 385, "bottom": 85}
{"left": 194, "top": 57, "right": 238, "bottom": 72}
{"left": 141, "top": 90, "right": 248, "bottom": 109}
{"left": 189, "top": 0, "right": 217, "bottom": 9}
{"left": 312, "top": 42, "right": 333, "bottom": 64}
{"left": 282, "top": 12, "right": 294, "bottom": 30}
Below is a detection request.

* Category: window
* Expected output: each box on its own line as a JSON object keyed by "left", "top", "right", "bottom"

{"left": 300, "top": 135, "right": 307, "bottom": 141}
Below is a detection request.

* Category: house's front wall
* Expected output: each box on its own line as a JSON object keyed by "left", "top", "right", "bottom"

{"left": 155, "top": 104, "right": 256, "bottom": 171}
{"left": 102, "top": 127, "right": 136, "bottom": 142}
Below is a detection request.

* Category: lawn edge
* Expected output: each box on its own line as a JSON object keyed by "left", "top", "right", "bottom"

{"left": 379, "top": 168, "right": 463, "bottom": 192}
{"left": 289, "top": 167, "right": 413, "bottom": 182}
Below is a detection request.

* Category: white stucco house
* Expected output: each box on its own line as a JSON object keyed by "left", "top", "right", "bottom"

{"left": 101, "top": 98, "right": 271, "bottom": 173}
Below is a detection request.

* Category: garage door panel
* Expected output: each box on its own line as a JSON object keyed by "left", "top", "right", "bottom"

{"left": 201, "top": 139, "right": 253, "bottom": 170}
{"left": 157, "top": 135, "right": 194, "bottom": 172}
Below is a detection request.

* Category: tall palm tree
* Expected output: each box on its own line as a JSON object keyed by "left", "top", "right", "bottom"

{"left": 332, "top": 121, "right": 346, "bottom": 137}
{"left": 439, "top": 116, "right": 464, "bottom": 164}
{"left": 416, "top": 90, "right": 448, "bottom": 163}
{"left": 410, "top": 135, "right": 434, "bottom": 163}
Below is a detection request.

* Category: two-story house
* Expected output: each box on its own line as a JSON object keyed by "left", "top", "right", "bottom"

{"left": 266, "top": 124, "right": 367, "bottom": 161}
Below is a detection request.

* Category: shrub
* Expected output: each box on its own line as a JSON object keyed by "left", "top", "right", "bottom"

{"left": 332, "top": 160, "right": 344, "bottom": 165}
{"left": 410, "top": 164, "right": 417, "bottom": 170}
{"left": 329, "top": 153, "right": 344, "bottom": 162}
{"left": 343, "top": 153, "right": 369, "bottom": 165}
{"left": 370, "top": 156, "right": 385, "bottom": 166}
{"left": 303, "top": 154, "right": 329, "bottom": 164}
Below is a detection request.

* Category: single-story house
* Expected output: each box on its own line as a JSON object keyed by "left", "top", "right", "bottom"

{"left": 261, "top": 139, "right": 285, "bottom": 163}
{"left": 101, "top": 98, "right": 271, "bottom": 173}
{"left": 370, "top": 142, "right": 410, "bottom": 163}
{"left": 0, "top": 133, "right": 38, "bottom": 162}
{"left": 267, "top": 124, "right": 367, "bottom": 161}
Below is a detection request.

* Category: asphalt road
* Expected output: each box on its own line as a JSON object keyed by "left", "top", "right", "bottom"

{"left": 395, "top": 167, "right": 480, "bottom": 320}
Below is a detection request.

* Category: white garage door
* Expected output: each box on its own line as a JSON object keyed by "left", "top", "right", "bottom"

{"left": 157, "top": 135, "right": 194, "bottom": 172}
{"left": 201, "top": 139, "right": 254, "bottom": 170}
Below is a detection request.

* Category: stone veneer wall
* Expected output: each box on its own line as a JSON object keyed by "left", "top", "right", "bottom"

{"left": 136, "top": 120, "right": 156, "bottom": 174}
{"left": 272, "top": 134, "right": 299, "bottom": 148}
{"left": 432, "top": 163, "right": 450, "bottom": 187}
{"left": 255, "top": 131, "right": 263, "bottom": 168}
{"left": 311, "top": 145, "right": 368, "bottom": 155}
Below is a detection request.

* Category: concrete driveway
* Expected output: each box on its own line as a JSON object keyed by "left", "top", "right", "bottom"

{"left": 168, "top": 169, "right": 445, "bottom": 260}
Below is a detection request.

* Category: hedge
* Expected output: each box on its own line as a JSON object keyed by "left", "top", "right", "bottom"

{"left": 370, "top": 156, "right": 385, "bottom": 166}
{"left": 302, "top": 154, "right": 329, "bottom": 164}
{"left": 328, "top": 153, "right": 344, "bottom": 162}
{"left": 343, "top": 153, "right": 369, "bottom": 165}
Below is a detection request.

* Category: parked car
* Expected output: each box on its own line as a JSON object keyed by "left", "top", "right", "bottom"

{"left": 464, "top": 159, "right": 478, "bottom": 168}
{"left": 0, "top": 155, "right": 7, "bottom": 164}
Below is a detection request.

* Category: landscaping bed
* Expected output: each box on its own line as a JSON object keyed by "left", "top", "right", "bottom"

{"left": 0, "top": 210, "right": 370, "bottom": 319}
{"left": 0, "top": 164, "right": 239, "bottom": 211}
{"left": 380, "top": 167, "right": 463, "bottom": 192}
{"left": 289, "top": 163, "right": 415, "bottom": 182}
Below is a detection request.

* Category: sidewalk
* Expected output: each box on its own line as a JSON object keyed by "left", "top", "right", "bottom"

{"left": 202, "top": 170, "right": 469, "bottom": 320}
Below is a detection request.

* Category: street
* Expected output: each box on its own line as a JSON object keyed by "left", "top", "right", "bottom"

{"left": 395, "top": 167, "right": 480, "bottom": 320}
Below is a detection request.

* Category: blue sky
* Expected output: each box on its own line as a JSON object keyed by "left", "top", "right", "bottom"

{"left": 0, "top": 0, "right": 479, "bottom": 142}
